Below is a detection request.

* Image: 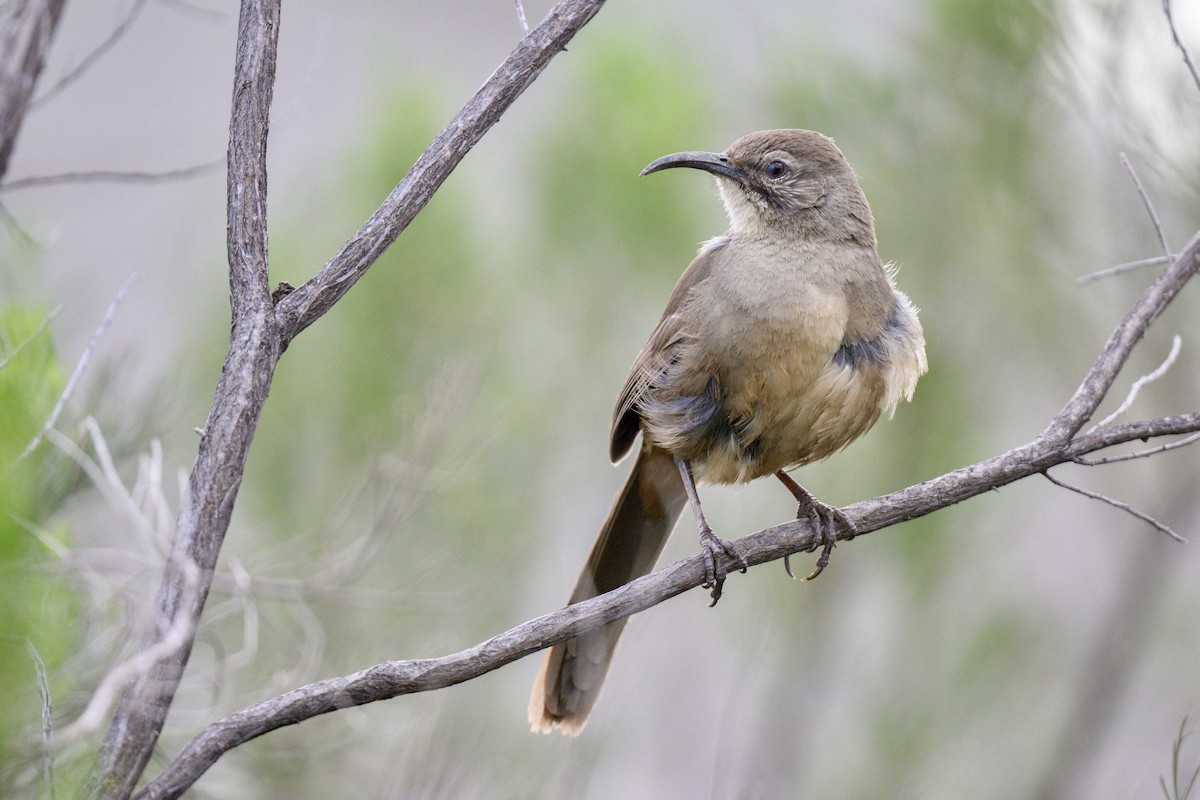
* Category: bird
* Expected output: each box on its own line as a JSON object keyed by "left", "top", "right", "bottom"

{"left": 529, "top": 129, "right": 927, "bottom": 735}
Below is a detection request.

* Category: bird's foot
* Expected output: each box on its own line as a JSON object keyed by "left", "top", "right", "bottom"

{"left": 698, "top": 526, "right": 748, "bottom": 607}
{"left": 786, "top": 494, "right": 855, "bottom": 582}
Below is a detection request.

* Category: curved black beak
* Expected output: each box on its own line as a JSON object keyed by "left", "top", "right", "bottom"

{"left": 640, "top": 150, "right": 747, "bottom": 183}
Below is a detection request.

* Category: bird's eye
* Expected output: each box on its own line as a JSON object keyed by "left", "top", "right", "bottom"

{"left": 765, "top": 160, "right": 787, "bottom": 179}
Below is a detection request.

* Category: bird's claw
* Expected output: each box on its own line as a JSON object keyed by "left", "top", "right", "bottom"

{"left": 699, "top": 527, "right": 747, "bottom": 606}
{"left": 796, "top": 497, "right": 855, "bottom": 582}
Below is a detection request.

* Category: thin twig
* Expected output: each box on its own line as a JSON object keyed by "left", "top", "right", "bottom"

{"left": 30, "top": 0, "right": 151, "bottom": 109}
{"left": 1089, "top": 335, "right": 1182, "bottom": 432}
{"left": 1043, "top": 470, "right": 1185, "bottom": 543}
{"left": 25, "top": 639, "right": 54, "bottom": 800}
{"left": 515, "top": 0, "right": 530, "bottom": 34}
{"left": 1121, "top": 152, "right": 1172, "bottom": 259}
{"left": 0, "top": 161, "right": 223, "bottom": 193}
{"left": 1076, "top": 430, "right": 1200, "bottom": 465}
{"left": 14, "top": 274, "right": 135, "bottom": 465}
{"left": 1163, "top": 0, "right": 1200, "bottom": 94}
{"left": 1077, "top": 255, "right": 1170, "bottom": 285}
{"left": 1044, "top": 229, "right": 1200, "bottom": 443}
{"left": 0, "top": 304, "right": 61, "bottom": 370}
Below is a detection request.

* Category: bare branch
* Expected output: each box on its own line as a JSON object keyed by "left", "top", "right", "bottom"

{"left": 1076, "top": 430, "right": 1200, "bottom": 465}
{"left": 1089, "top": 334, "right": 1182, "bottom": 431}
{"left": 13, "top": 274, "right": 134, "bottom": 466}
{"left": 273, "top": 0, "right": 611, "bottom": 345}
{"left": 1077, "top": 255, "right": 1170, "bottom": 285}
{"left": 136, "top": 230, "right": 1200, "bottom": 798}
{"left": 29, "top": 0, "right": 150, "bottom": 109}
{"left": 0, "top": 161, "right": 223, "bottom": 192}
{"left": 1042, "top": 470, "right": 1185, "bottom": 543}
{"left": 1120, "top": 152, "right": 1172, "bottom": 259}
{"left": 137, "top": 403, "right": 1200, "bottom": 798}
{"left": 1163, "top": 0, "right": 1200, "bottom": 94}
{"left": 1044, "top": 229, "right": 1200, "bottom": 442}
{"left": 0, "top": 0, "right": 67, "bottom": 181}
{"left": 515, "top": 0, "right": 530, "bottom": 35}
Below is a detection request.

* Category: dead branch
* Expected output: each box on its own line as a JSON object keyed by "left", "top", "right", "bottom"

{"left": 81, "top": 1, "right": 610, "bottom": 796}
{"left": 134, "top": 231, "right": 1200, "bottom": 799}
{"left": 1163, "top": 0, "right": 1200, "bottom": 93}
{"left": 1042, "top": 470, "right": 1184, "bottom": 543}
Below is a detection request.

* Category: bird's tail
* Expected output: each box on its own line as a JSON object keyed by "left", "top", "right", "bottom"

{"left": 529, "top": 445, "right": 686, "bottom": 734}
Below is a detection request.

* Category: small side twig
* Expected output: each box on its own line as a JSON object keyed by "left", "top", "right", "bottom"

{"left": 1089, "top": 335, "right": 1182, "bottom": 432}
{"left": 1043, "top": 470, "right": 1185, "bottom": 543}
{"left": 29, "top": 0, "right": 151, "bottom": 109}
{"left": 1077, "top": 255, "right": 1170, "bottom": 285}
{"left": 1163, "top": 0, "right": 1200, "bottom": 95}
{"left": 1121, "top": 152, "right": 1172, "bottom": 259}
{"left": 1076, "top": 430, "right": 1200, "bottom": 466}
{"left": 13, "top": 274, "right": 135, "bottom": 465}
{"left": 515, "top": 0, "right": 530, "bottom": 34}
{"left": 0, "top": 161, "right": 223, "bottom": 193}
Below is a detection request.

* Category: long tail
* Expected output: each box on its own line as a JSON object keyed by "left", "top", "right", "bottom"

{"left": 529, "top": 444, "right": 686, "bottom": 734}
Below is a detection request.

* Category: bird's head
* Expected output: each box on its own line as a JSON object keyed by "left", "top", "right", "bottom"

{"left": 641, "top": 129, "right": 874, "bottom": 245}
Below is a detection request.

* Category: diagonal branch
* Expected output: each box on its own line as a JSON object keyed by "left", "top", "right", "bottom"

{"left": 136, "top": 233, "right": 1200, "bottom": 799}
{"left": 1163, "top": 0, "right": 1200, "bottom": 94}
{"left": 136, "top": 406, "right": 1200, "bottom": 799}
{"left": 1044, "top": 230, "right": 1200, "bottom": 443}
{"left": 273, "top": 0, "right": 609, "bottom": 346}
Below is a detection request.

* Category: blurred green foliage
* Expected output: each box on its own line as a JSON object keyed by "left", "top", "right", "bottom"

{"left": 0, "top": 306, "right": 78, "bottom": 787}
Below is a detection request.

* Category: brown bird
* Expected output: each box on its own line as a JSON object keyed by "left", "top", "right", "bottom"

{"left": 529, "top": 129, "right": 927, "bottom": 735}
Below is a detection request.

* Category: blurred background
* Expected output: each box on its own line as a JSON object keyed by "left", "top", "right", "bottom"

{"left": 3, "top": 0, "right": 1200, "bottom": 797}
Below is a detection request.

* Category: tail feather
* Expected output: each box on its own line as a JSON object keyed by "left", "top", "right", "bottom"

{"left": 529, "top": 445, "right": 686, "bottom": 734}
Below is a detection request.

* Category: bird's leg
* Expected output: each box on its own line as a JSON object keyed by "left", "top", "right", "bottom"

{"left": 775, "top": 470, "right": 855, "bottom": 581}
{"left": 675, "top": 457, "right": 748, "bottom": 606}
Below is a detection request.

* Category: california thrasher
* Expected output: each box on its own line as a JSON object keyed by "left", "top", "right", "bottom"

{"left": 529, "top": 129, "right": 927, "bottom": 734}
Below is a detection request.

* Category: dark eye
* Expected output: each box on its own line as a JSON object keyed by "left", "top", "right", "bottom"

{"left": 765, "top": 160, "right": 787, "bottom": 179}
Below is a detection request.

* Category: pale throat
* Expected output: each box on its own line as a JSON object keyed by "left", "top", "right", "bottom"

{"left": 716, "top": 179, "right": 764, "bottom": 235}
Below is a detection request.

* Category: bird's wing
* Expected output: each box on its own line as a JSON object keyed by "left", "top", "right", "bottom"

{"left": 608, "top": 238, "right": 731, "bottom": 462}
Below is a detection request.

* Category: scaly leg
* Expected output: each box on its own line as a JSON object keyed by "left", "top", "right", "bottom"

{"left": 676, "top": 458, "right": 748, "bottom": 606}
{"left": 775, "top": 470, "right": 855, "bottom": 581}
